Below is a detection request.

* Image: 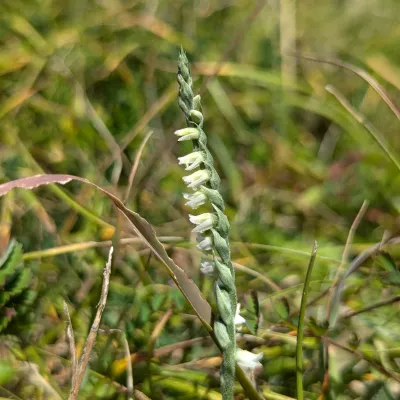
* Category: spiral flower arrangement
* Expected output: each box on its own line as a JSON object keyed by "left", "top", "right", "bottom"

{"left": 175, "top": 48, "right": 262, "bottom": 399}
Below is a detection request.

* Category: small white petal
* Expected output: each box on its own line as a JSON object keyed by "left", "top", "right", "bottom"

{"left": 178, "top": 151, "right": 204, "bottom": 171}
{"left": 174, "top": 127, "right": 200, "bottom": 141}
{"left": 189, "top": 213, "right": 212, "bottom": 224}
{"left": 183, "top": 191, "right": 207, "bottom": 209}
{"left": 236, "top": 349, "right": 263, "bottom": 370}
{"left": 189, "top": 213, "right": 216, "bottom": 233}
{"left": 235, "top": 303, "right": 246, "bottom": 325}
{"left": 196, "top": 235, "right": 213, "bottom": 251}
{"left": 182, "top": 170, "right": 210, "bottom": 190}
{"left": 200, "top": 259, "right": 215, "bottom": 276}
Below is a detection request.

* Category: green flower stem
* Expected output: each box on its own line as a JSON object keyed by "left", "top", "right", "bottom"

{"left": 177, "top": 47, "right": 237, "bottom": 400}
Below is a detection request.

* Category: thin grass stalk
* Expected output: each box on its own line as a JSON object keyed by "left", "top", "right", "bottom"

{"left": 296, "top": 241, "right": 318, "bottom": 400}
{"left": 326, "top": 200, "right": 369, "bottom": 326}
{"left": 293, "top": 54, "right": 400, "bottom": 121}
{"left": 68, "top": 247, "right": 113, "bottom": 400}
{"left": 326, "top": 84, "right": 400, "bottom": 172}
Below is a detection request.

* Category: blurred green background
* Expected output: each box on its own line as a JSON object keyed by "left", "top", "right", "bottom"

{"left": 0, "top": 0, "right": 399, "bottom": 399}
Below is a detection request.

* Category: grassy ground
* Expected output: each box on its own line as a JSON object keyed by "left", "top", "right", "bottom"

{"left": 0, "top": 1, "right": 399, "bottom": 399}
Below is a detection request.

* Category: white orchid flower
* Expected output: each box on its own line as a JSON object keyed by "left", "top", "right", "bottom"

{"left": 182, "top": 170, "right": 210, "bottom": 190}
{"left": 196, "top": 235, "right": 213, "bottom": 251}
{"left": 200, "top": 259, "right": 215, "bottom": 276}
{"left": 183, "top": 191, "right": 207, "bottom": 209}
{"left": 178, "top": 151, "right": 204, "bottom": 171}
{"left": 189, "top": 213, "right": 216, "bottom": 233}
{"left": 174, "top": 127, "right": 200, "bottom": 141}
{"left": 236, "top": 349, "right": 263, "bottom": 370}
{"left": 234, "top": 303, "right": 246, "bottom": 326}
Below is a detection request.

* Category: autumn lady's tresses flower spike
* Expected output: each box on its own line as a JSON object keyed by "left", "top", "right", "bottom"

{"left": 176, "top": 47, "right": 242, "bottom": 400}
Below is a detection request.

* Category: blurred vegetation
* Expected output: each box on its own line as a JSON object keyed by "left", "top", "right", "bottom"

{"left": 0, "top": 0, "right": 399, "bottom": 399}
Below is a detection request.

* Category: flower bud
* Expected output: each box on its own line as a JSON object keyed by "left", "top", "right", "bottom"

{"left": 174, "top": 127, "right": 200, "bottom": 141}
{"left": 214, "top": 319, "right": 230, "bottom": 350}
{"left": 189, "top": 110, "right": 203, "bottom": 125}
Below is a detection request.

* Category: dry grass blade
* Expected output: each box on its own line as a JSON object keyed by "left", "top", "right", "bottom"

{"left": 51, "top": 57, "right": 126, "bottom": 185}
{"left": 320, "top": 201, "right": 368, "bottom": 399}
{"left": 120, "top": 83, "right": 177, "bottom": 151}
{"left": 306, "top": 235, "right": 400, "bottom": 310}
{"left": 280, "top": 0, "right": 297, "bottom": 88}
{"left": 341, "top": 295, "right": 400, "bottom": 319}
{"left": 111, "top": 337, "right": 211, "bottom": 377}
{"left": 22, "top": 236, "right": 183, "bottom": 261}
{"left": 199, "top": 0, "right": 266, "bottom": 94}
{"left": 124, "top": 130, "right": 154, "bottom": 203}
{"left": 295, "top": 54, "right": 400, "bottom": 121}
{"left": 232, "top": 261, "right": 281, "bottom": 292}
{"left": 326, "top": 200, "right": 369, "bottom": 324}
{"left": 122, "top": 333, "right": 134, "bottom": 400}
{"left": 0, "top": 88, "right": 37, "bottom": 120}
{"left": 68, "top": 246, "right": 113, "bottom": 400}
{"left": 324, "top": 338, "right": 400, "bottom": 382}
{"left": 147, "top": 309, "right": 173, "bottom": 396}
{"left": 81, "top": 87, "right": 124, "bottom": 186}
{"left": 340, "top": 233, "right": 395, "bottom": 282}
{"left": 296, "top": 241, "right": 318, "bottom": 400}
{"left": 148, "top": 309, "right": 174, "bottom": 365}
{"left": 150, "top": 309, "right": 173, "bottom": 347}
{"left": 99, "top": 328, "right": 134, "bottom": 400}
{"left": 332, "top": 200, "right": 369, "bottom": 284}
{"left": 115, "top": 12, "right": 193, "bottom": 49}
{"left": 18, "top": 363, "right": 62, "bottom": 400}
{"left": 326, "top": 84, "right": 400, "bottom": 172}
{"left": 63, "top": 301, "right": 77, "bottom": 388}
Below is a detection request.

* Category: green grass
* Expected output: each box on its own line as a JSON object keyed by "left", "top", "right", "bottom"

{"left": 0, "top": 1, "right": 399, "bottom": 399}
